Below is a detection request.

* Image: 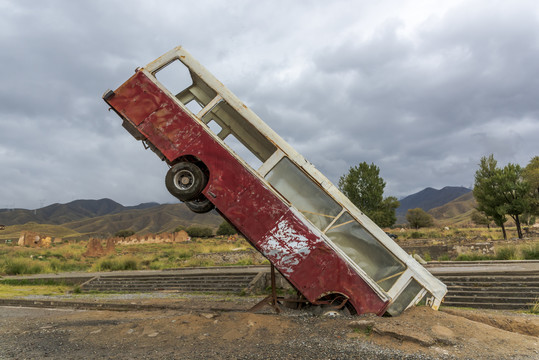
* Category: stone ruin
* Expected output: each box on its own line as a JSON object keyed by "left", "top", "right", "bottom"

{"left": 82, "top": 230, "right": 191, "bottom": 257}
{"left": 18, "top": 231, "right": 62, "bottom": 247}
{"left": 114, "top": 230, "right": 190, "bottom": 245}
{"left": 83, "top": 238, "right": 117, "bottom": 257}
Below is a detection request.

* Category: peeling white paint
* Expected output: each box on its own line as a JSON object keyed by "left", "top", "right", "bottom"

{"left": 259, "top": 212, "right": 321, "bottom": 275}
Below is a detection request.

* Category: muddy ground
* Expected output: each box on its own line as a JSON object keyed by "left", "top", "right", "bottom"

{"left": 0, "top": 294, "right": 537, "bottom": 359}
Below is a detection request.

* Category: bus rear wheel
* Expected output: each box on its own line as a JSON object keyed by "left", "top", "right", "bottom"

{"left": 185, "top": 195, "right": 215, "bottom": 214}
{"left": 165, "top": 162, "right": 207, "bottom": 202}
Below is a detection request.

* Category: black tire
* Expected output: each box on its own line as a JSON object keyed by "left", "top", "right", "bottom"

{"left": 185, "top": 195, "right": 215, "bottom": 214}
{"left": 165, "top": 162, "right": 207, "bottom": 202}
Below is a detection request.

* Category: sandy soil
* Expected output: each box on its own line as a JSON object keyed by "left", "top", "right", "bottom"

{"left": 0, "top": 295, "right": 537, "bottom": 359}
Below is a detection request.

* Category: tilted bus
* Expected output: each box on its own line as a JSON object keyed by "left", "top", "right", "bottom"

{"left": 103, "top": 46, "right": 447, "bottom": 316}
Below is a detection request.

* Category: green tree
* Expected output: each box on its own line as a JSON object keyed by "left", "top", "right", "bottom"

{"left": 186, "top": 226, "right": 214, "bottom": 238}
{"left": 471, "top": 210, "right": 491, "bottom": 229}
{"left": 216, "top": 220, "right": 237, "bottom": 236}
{"left": 522, "top": 156, "right": 539, "bottom": 217}
{"left": 114, "top": 229, "right": 135, "bottom": 238}
{"left": 473, "top": 155, "right": 508, "bottom": 240}
{"left": 173, "top": 225, "right": 186, "bottom": 233}
{"left": 338, "top": 162, "right": 399, "bottom": 227}
{"left": 406, "top": 208, "right": 434, "bottom": 229}
{"left": 497, "top": 163, "right": 531, "bottom": 239}
{"left": 370, "top": 196, "right": 400, "bottom": 228}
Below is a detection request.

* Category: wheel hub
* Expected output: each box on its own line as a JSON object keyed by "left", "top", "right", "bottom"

{"left": 174, "top": 170, "right": 194, "bottom": 190}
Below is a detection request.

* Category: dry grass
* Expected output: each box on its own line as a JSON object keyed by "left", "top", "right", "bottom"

{"left": 0, "top": 282, "right": 71, "bottom": 298}
{"left": 395, "top": 226, "right": 512, "bottom": 241}
{"left": 0, "top": 237, "right": 259, "bottom": 275}
{"left": 2, "top": 228, "right": 536, "bottom": 276}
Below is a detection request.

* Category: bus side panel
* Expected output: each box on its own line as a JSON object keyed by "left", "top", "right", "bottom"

{"left": 293, "top": 247, "right": 389, "bottom": 315}
{"left": 108, "top": 72, "right": 205, "bottom": 162}
{"left": 139, "top": 102, "right": 203, "bottom": 161}
{"left": 108, "top": 72, "right": 167, "bottom": 126}
{"left": 108, "top": 71, "right": 388, "bottom": 315}
{"left": 257, "top": 212, "right": 388, "bottom": 315}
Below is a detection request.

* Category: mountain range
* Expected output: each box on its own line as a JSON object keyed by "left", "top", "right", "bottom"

{"left": 0, "top": 199, "right": 222, "bottom": 240}
{"left": 0, "top": 186, "right": 476, "bottom": 240}
{"left": 396, "top": 186, "right": 474, "bottom": 225}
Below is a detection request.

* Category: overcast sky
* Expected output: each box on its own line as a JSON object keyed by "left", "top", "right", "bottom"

{"left": 1, "top": 0, "right": 538, "bottom": 210}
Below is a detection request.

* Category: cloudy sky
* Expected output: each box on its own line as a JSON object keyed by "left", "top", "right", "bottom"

{"left": 1, "top": 0, "right": 538, "bottom": 210}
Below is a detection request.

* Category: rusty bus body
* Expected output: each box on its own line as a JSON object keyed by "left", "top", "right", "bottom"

{"left": 103, "top": 46, "right": 446, "bottom": 316}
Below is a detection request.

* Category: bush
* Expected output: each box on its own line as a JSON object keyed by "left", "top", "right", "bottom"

{"left": 186, "top": 226, "right": 214, "bottom": 238}
{"left": 495, "top": 246, "right": 516, "bottom": 260}
{"left": 410, "top": 231, "right": 423, "bottom": 239}
{"left": 114, "top": 230, "right": 135, "bottom": 238}
{"left": 184, "top": 258, "right": 215, "bottom": 267}
{"left": 173, "top": 225, "right": 186, "bottom": 233}
{"left": 0, "top": 258, "right": 46, "bottom": 275}
{"left": 521, "top": 243, "right": 539, "bottom": 260}
{"left": 456, "top": 253, "right": 492, "bottom": 261}
{"left": 216, "top": 221, "right": 237, "bottom": 236}
{"left": 93, "top": 256, "right": 139, "bottom": 271}
{"left": 234, "top": 258, "right": 254, "bottom": 266}
{"left": 406, "top": 208, "right": 434, "bottom": 229}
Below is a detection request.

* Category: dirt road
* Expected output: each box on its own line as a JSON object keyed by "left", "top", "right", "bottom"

{"left": 0, "top": 295, "right": 537, "bottom": 359}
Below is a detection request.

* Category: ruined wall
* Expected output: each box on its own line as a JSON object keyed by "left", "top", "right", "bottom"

{"left": 115, "top": 230, "right": 190, "bottom": 245}
{"left": 83, "top": 238, "right": 116, "bottom": 257}
{"left": 17, "top": 231, "right": 59, "bottom": 247}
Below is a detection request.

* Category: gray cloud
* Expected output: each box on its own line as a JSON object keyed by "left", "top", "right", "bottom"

{"left": 1, "top": 0, "right": 538, "bottom": 209}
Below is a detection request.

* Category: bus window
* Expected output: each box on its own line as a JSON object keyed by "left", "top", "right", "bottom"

{"left": 201, "top": 101, "right": 276, "bottom": 165}
{"left": 386, "top": 278, "right": 423, "bottom": 315}
{"left": 154, "top": 59, "right": 193, "bottom": 96}
{"left": 223, "top": 133, "right": 263, "bottom": 170}
{"left": 325, "top": 212, "right": 406, "bottom": 291}
{"left": 265, "top": 157, "right": 341, "bottom": 231}
{"left": 154, "top": 59, "right": 217, "bottom": 115}
{"left": 205, "top": 120, "right": 224, "bottom": 138}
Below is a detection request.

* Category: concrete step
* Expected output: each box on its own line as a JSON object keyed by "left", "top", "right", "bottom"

{"left": 81, "top": 281, "right": 249, "bottom": 285}
{"left": 87, "top": 279, "right": 252, "bottom": 285}
{"left": 93, "top": 276, "right": 253, "bottom": 283}
{"left": 445, "top": 294, "right": 536, "bottom": 304}
{"left": 83, "top": 280, "right": 251, "bottom": 287}
{"left": 437, "top": 270, "right": 539, "bottom": 310}
{"left": 80, "top": 272, "right": 257, "bottom": 293}
{"left": 441, "top": 301, "right": 535, "bottom": 310}
{"left": 437, "top": 276, "right": 539, "bottom": 283}
{"left": 82, "top": 285, "right": 247, "bottom": 292}
{"left": 83, "top": 287, "right": 243, "bottom": 293}
{"left": 445, "top": 291, "right": 537, "bottom": 302}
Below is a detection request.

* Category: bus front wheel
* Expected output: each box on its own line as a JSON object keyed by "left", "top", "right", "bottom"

{"left": 185, "top": 195, "right": 215, "bottom": 214}
{"left": 166, "top": 162, "right": 207, "bottom": 201}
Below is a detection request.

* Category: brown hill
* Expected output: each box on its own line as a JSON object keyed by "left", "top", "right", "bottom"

{"left": 0, "top": 201, "right": 223, "bottom": 241}
{"left": 428, "top": 192, "right": 477, "bottom": 225}
{"left": 62, "top": 203, "right": 222, "bottom": 237}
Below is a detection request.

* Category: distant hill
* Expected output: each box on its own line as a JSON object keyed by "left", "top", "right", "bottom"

{"left": 62, "top": 203, "right": 222, "bottom": 237}
{"left": 0, "top": 199, "right": 135, "bottom": 225}
{"left": 427, "top": 192, "right": 477, "bottom": 225}
{"left": 0, "top": 199, "right": 222, "bottom": 240}
{"left": 396, "top": 186, "right": 472, "bottom": 224}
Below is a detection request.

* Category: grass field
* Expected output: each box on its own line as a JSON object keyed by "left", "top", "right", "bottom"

{"left": 0, "top": 222, "right": 84, "bottom": 241}
{"left": 394, "top": 226, "right": 526, "bottom": 241}
{"left": 0, "top": 237, "right": 264, "bottom": 276}
{"left": 0, "top": 282, "right": 71, "bottom": 298}
{"left": 1, "top": 227, "right": 537, "bottom": 276}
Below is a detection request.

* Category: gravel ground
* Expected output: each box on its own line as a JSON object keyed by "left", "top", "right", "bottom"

{"left": 0, "top": 293, "right": 537, "bottom": 360}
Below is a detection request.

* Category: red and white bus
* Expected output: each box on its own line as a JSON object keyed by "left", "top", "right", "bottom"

{"left": 103, "top": 46, "right": 446, "bottom": 316}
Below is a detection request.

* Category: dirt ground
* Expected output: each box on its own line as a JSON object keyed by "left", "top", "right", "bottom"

{"left": 0, "top": 295, "right": 537, "bottom": 359}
